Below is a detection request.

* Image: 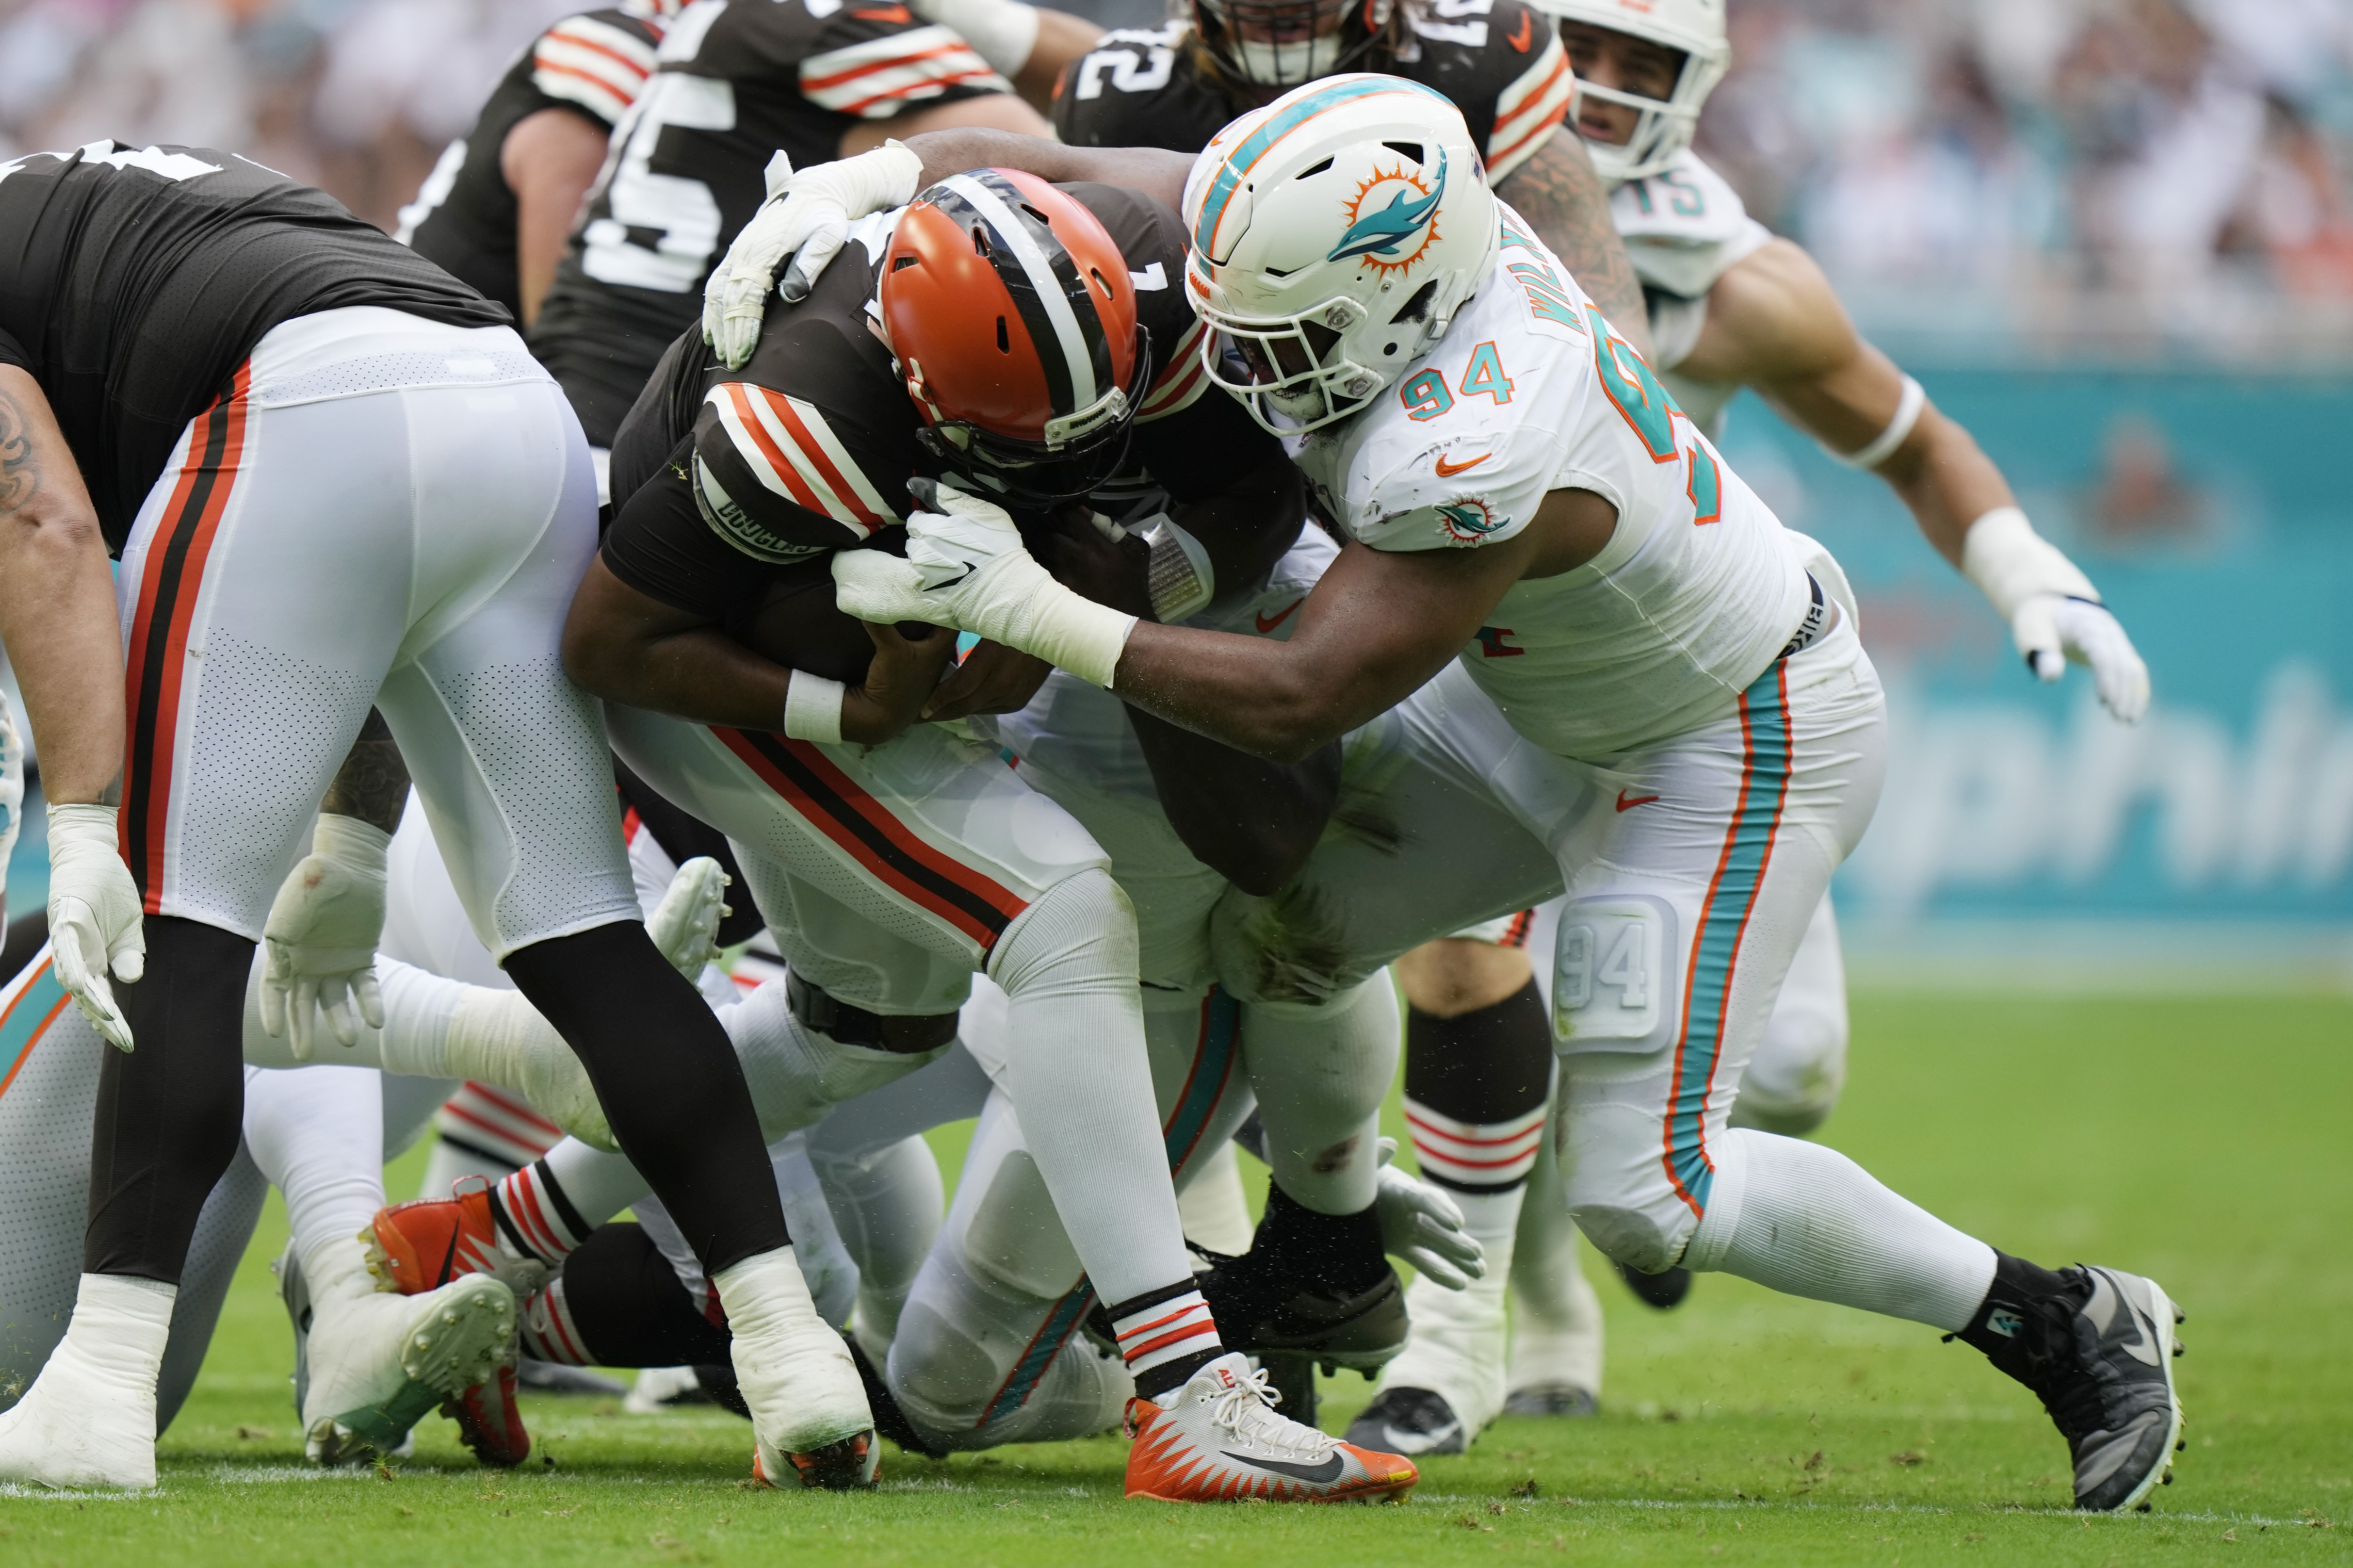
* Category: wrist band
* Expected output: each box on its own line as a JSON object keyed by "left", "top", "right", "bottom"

{"left": 311, "top": 812, "right": 392, "bottom": 876}
{"left": 1827, "top": 374, "right": 1924, "bottom": 471}
{"left": 783, "top": 672, "right": 846, "bottom": 745}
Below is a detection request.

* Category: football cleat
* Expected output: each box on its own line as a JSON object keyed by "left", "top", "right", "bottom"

{"left": 273, "top": 1239, "right": 314, "bottom": 1420}
{"left": 1344, "top": 1386, "right": 1468, "bottom": 1456}
{"left": 1501, "top": 1384, "right": 1598, "bottom": 1418}
{"left": 1614, "top": 1258, "right": 1693, "bottom": 1310}
{"left": 715, "top": 1248, "right": 880, "bottom": 1491}
{"left": 447, "top": 1362, "right": 530, "bottom": 1468}
{"left": 302, "top": 1235, "right": 516, "bottom": 1465}
{"left": 1193, "top": 1248, "right": 1408, "bottom": 1371}
{"left": 1975, "top": 1265, "right": 2185, "bottom": 1512}
{"left": 1125, "top": 1353, "right": 1416, "bottom": 1503}
{"left": 364, "top": 1177, "right": 546, "bottom": 1298}
{"left": 0, "top": 1275, "right": 174, "bottom": 1490}
{"left": 751, "top": 1431, "right": 881, "bottom": 1491}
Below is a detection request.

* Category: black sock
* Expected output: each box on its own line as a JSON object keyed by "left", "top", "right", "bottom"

{"left": 85, "top": 916, "right": 254, "bottom": 1282}
{"left": 505, "top": 923, "right": 788, "bottom": 1275}
{"left": 1405, "top": 978, "right": 1552, "bottom": 1127}
{"left": 1955, "top": 1251, "right": 2081, "bottom": 1359}
{"left": 561, "top": 1222, "right": 738, "bottom": 1368}
{"left": 1253, "top": 1182, "right": 1389, "bottom": 1296}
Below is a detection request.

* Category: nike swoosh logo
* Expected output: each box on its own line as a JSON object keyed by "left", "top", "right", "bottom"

{"left": 1508, "top": 11, "right": 1532, "bottom": 49}
{"left": 1616, "top": 790, "right": 1660, "bottom": 812}
{"left": 1255, "top": 597, "right": 1305, "bottom": 633}
{"left": 1225, "top": 1450, "right": 1345, "bottom": 1484}
{"left": 1434, "top": 452, "right": 1491, "bottom": 478}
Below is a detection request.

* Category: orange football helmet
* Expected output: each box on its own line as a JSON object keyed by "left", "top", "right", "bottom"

{"left": 879, "top": 168, "right": 1152, "bottom": 501}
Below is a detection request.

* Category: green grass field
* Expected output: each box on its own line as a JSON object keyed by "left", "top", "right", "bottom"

{"left": 4, "top": 990, "right": 2347, "bottom": 1566}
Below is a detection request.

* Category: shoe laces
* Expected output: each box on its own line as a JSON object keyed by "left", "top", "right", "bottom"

{"left": 1206, "top": 1366, "right": 1337, "bottom": 1459}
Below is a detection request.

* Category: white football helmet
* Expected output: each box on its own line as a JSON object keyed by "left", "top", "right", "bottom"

{"left": 1527, "top": 0, "right": 1729, "bottom": 184}
{"left": 1182, "top": 75, "right": 1499, "bottom": 433}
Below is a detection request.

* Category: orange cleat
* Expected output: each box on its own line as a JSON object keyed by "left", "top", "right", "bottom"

{"left": 364, "top": 1177, "right": 545, "bottom": 1298}
{"left": 749, "top": 1430, "right": 880, "bottom": 1491}
{"left": 1125, "top": 1353, "right": 1416, "bottom": 1504}
{"left": 448, "top": 1362, "right": 530, "bottom": 1468}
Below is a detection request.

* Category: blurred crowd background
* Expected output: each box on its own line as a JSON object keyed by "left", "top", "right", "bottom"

{"left": 7, "top": 0, "right": 2353, "bottom": 358}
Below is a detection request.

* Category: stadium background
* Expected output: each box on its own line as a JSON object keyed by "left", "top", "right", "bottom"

{"left": 1, "top": 0, "right": 2349, "bottom": 1555}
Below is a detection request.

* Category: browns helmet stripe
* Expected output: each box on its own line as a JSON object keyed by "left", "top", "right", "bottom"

{"left": 926, "top": 171, "right": 1111, "bottom": 421}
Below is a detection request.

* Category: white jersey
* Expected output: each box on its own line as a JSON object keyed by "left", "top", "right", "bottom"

{"left": 1292, "top": 203, "right": 1811, "bottom": 761}
{"left": 1609, "top": 150, "right": 1773, "bottom": 439}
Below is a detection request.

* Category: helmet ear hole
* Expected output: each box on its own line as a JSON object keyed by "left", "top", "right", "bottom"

{"left": 1382, "top": 141, "right": 1424, "bottom": 164}
{"left": 891, "top": 254, "right": 919, "bottom": 271}
{"left": 1389, "top": 279, "right": 1440, "bottom": 325}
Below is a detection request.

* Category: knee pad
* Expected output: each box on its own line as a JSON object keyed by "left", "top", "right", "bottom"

{"left": 1732, "top": 996, "right": 1848, "bottom": 1137}
{"left": 887, "top": 1294, "right": 1005, "bottom": 1439}
{"left": 1555, "top": 1064, "right": 1701, "bottom": 1276}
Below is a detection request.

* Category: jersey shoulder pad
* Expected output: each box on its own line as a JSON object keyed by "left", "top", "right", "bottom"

{"left": 1396, "top": 0, "right": 1568, "bottom": 183}
{"left": 1612, "top": 151, "right": 1773, "bottom": 298}
{"left": 532, "top": 11, "right": 662, "bottom": 123}
{"left": 693, "top": 374, "right": 905, "bottom": 562}
{"left": 798, "top": 14, "right": 1012, "bottom": 119}
{"left": 1052, "top": 25, "right": 1192, "bottom": 144}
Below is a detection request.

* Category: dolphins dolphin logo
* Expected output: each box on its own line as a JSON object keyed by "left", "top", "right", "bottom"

{"left": 1327, "top": 151, "right": 1448, "bottom": 265}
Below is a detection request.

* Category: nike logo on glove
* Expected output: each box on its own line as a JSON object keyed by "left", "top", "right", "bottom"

{"left": 1255, "top": 598, "right": 1305, "bottom": 633}
{"left": 1225, "top": 1450, "right": 1345, "bottom": 1483}
{"left": 1616, "top": 791, "right": 1660, "bottom": 812}
{"left": 1434, "top": 452, "right": 1491, "bottom": 478}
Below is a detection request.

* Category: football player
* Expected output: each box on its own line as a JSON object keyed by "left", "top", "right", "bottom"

{"left": 397, "top": 1, "right": 682, "bottom": 325}
{"left": 527, "top": 0, "right": 1054, "bottom": 493}
{"left": 0, "top": 143, "right": 869, "bottom": 1490}
{"left": 557, "top": 159, "right": 1420, "bottom": 1500}
{"left": 832, "top": 84, "right": 2187, "bottom": 1513}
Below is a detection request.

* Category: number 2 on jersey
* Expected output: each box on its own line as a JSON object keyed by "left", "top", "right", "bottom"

{"left": 1399, "top": 342, "right": 1514, "bottom": 421}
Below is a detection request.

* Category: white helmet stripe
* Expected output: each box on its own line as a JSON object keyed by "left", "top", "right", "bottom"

{"left": 937, "top": 172, "right": 1098, "bottom": 409}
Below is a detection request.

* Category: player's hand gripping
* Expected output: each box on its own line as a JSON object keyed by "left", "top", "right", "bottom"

{"left": 1374, "top": 1137, "right": 1485, "bottom": 1289}
{"left": 45, "top": 802, "right": 144, "bottom": 1052}
{"left": 832, "top": 479, "right": 1138, "bottom": 687}
{"left": 702, "top": 141, "right": 924, "bottom": 368}
{"left": 841, "top": 615, "right": 961, "bottom": 745}
{"left": 258, "top": 813, "right": 390, "bottom": 1060}
{"left": 1961, "top": 505, "right": 2150, "bottom": 722}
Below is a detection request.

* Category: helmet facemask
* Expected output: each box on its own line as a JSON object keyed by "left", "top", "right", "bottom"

{"left": 1543, "top": 7, "right": 1730, "bottom": 184}
{"left": 1192, "top": 0, "right": 1392, "bottom": 88}
{"left": 905, "top": 323, "right": 1154, "bottom": 503}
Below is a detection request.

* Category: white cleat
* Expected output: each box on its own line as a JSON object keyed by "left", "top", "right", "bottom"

{"left": 1126, "top": 1353, "right": 1417, "bottom": 1503}
{"left": 716, "top": 1247, "right": 879, "bottom": 1490}
{"left": 1346, "top": 1265, "right": 1513, "bottom": 1455}
{"left": 301, "top": 1235, "right": 515, "bottom": 1465}
{"left": 1502, "top": 1266, "right": 1606, "bottom": 1419}
{"left": 0, "top": 1274, "right": 174, "bottom": 1490}
{"left": 648, "top": 856, "right": 731, "bottom": 978}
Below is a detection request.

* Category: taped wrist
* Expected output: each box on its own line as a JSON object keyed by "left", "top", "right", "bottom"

{"left": 912, "top": 0, "right": 1040, "bottom": 74}
{"left": 47, "top": 802, "right": 120, "bottom": 862}
{"left": 1960, "top": 505, "right": 2099, "bottom": 619}
{"left": 310, "top": 812, "right": 391, "bottom": 880}
{"left": 963, "top": 550, "right": 1137, "bottom": 689}
{"left": 815, "top": 140, "right": 922, "bottom": 218}
{"left": 783, "top": 672, "right": 846, "bottom": 745}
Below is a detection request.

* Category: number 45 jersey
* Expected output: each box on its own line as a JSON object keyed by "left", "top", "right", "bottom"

{"left": 1291, "top": 205, "right": 1812, "bottom": 761}
{"left": 531, "top": 0, "right": 1016, "bottom": 446}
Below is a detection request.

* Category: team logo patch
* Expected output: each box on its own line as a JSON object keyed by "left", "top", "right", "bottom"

{"left": 1437, "top": 496, "right": 1505, "bottom": 542}
{"left": 1328, "top": 151, "right": 1447, "bottom": 277}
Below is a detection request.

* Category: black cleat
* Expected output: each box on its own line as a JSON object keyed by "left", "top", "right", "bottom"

{"left": 1196, "top": 1247, "right": 1408, "bottom": 1370}
{"left": 1502, "top": 1384, "right": 1598, "bottom": 1418}
{"left": 1614, "top": 1258, "right": 1693, "bottom": 1310}
{"left": 1344, "top": 1386, "right": 1468, "bottom": 1456}
{"left": 1974, "top": 1264, "right": 2185, "bottom": 1512}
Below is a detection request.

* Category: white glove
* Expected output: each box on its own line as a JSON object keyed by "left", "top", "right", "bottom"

{"left": 701, "top": 141, "right": 923, "bottom": 368}
{"left": 258, "top": 813, "right": 389, "bottom": 1060}
{"left": 46, "top": 803, "right": 144, "bottom": 1052}
{"left": 0, "top": 690, "right": 23, "bottom": 912}
{"left": 1960, "top": 505, "right": 2149, "bottom": 723}
{"left": 1373, "top": 1136, "right": 1485, "bottom": 1291}
{"left": 831, "top": 479, "right": 1138, "bottom": 687}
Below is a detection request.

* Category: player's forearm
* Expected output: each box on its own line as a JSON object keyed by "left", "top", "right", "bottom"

{"left": 1875, "top": 406, "right": 2017, "bottom": 570}
{"left": 1125, "top": 706, "right": 1340, "bottom": 894}
{"left": 901, "top": 128, "right": 1194, "bottom": 211}
{"left": 320, "top": 710, "right": 412, "bottom": 834}
{"left": 1495, "top": 134, "right": 1652, "bottom": 362}
{"left": 1016, "top": 8, "right": 1102, "bottom": 107}
{"left": 504, "top": 108, "right": 611, "bottom": 329}
{"left": 562, "top": 562, "right": 797, "bottom": 730}
{"left": 0, "top": 369, "right": 124, "bottom": 805}
{"left": 1111, "top": 626, "right": 1356, "bottom": 761}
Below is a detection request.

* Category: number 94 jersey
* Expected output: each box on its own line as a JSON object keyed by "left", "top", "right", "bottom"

{"left": 1294, "top": 205, "right": 1814, "bottom": 762}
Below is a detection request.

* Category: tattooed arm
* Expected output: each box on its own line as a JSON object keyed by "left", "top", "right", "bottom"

{"left": 1494, "top": 132, "right": 1652, "bottom": 362}
{"left": 0, "top": 368, "right": 126, "bottom": 805}
{"left": 319, "top": 708, "right": 412, "bottom": 833}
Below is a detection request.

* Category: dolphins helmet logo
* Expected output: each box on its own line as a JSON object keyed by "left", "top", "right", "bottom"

{"left": 1327, "top": 151, "right": 1447, "bottom": 279}
{"left": 1437, "top": 496, "right": 1504, "bottom": 541}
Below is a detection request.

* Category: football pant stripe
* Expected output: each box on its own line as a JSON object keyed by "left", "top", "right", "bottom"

{"left": 1662, "top": 660, "right": 1793, "bottom": 1219}
{"left": 123, "top": 365, "right": 251, "bottom": 909}
{"left": 0, "top": 956, "right": 70, "bottom": 1103}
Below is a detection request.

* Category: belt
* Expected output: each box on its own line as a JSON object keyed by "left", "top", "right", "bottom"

{"left": 785, "top": 972, "right": 958, "bottom": 1055}
{"left": 1776, "top": 573, "right": 1834, "bottom": 662}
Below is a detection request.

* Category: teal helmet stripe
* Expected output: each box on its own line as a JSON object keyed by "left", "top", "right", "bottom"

{"left": 1190, "top": 75, "right": 1454, "bottom": 259}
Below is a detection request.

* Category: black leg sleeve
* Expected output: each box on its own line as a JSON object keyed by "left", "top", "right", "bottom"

{"left": 561, "top": 1222, "right": 737, "bottom": 1369}
{"left": 85, "top": 916, "right": 253, "bottom": 1282}
{"left": 1404, "top": 977, "right": 1553, "bottom": 1126}
{"left": 504, "top": 922, "right": 787, "bottom": 1275}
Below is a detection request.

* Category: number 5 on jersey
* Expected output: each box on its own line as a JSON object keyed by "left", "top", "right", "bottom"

{"left": 1400, "top": 341, "right": 1515, "bottom": 421}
